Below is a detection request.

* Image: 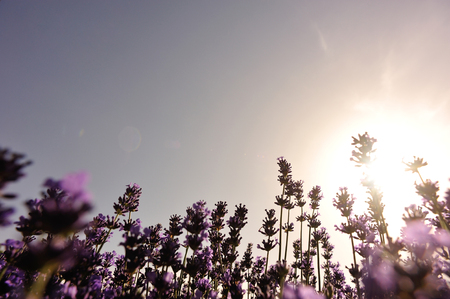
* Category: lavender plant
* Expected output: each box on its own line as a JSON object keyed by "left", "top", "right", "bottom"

{"left": 1, "top": 132, "right": 450, "bottom": 299}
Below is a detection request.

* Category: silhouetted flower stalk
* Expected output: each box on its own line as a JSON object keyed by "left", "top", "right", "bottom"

{"left": 226, "top": 204, "right": 248, "bottom": 271}
{"left": 319, "top": 230, "right": 336, "bottom": 296}
{"left": 95, "top": 213, "right": 120, "bottom": 254}
{"left": 351, "top": 132, "right": 390, "bottom": 244}
{"left": 209, "top": 201, "right": 228, "bottom": 291}
{"left": 290, "top": 180, "right": 305, "bottom": 283}
{"left": 275, "top": 260, "right": 289, "bottom": 298}
{"left": 275, "top": 157, "right": 292, "bottom": 262}
{"left": 311, "top": 227, "right": 327, "bottom": 292}
{"left": 258, "top": 209, "right": 279, "bottom": 274}
{"left": 296, "top": 213, "right": 307, "bottom": 283}
{"left": 333, "top": 187, "right": 361, "bottom": 299}
{"left": 304, "top": 185, "right": 323, "bottom": 289}
{"left": 241, "top": 243, "right": 253, "bottom": 299}
{"left": 365, "top": 185, "right": 389, "bottom": 244}
{"left": 291, "top": 239, "right": 302, "bottom": 284}
{"left": 283, "top": 201, "right": 294, "bottom": 261}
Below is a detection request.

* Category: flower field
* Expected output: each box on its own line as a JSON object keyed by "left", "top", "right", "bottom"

{"left": 1, "top": 133, "right": 449, "bottom": 299}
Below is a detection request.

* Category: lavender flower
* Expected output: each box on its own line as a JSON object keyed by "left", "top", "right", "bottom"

{"left": 402, "top": 204, "right": 428, "bottom": 223}
{"left": 350, "top": 132, "right": 377, "bottom": 167}
{"left": 277, "top": 157, "right": 292, "bottom": 186}
{"left": 114, "top": 183, "right": 142, "bottom": 215}
{"left": 183, "top": 200, "right": 211, "bottom": 236}
{"left": 16, "top": 173, "right": 92, "bottom": 237}
{"left": 0, "top": 148, "right": 32, "bottom": 199}
{"left": 258, "top": 209, "right": 279, "bottom": 273}
{"left": 333, "top": 187, "right": 354, "bottom": 218}
{"left": 308, "top": 186, "right": 323, "bottom": 210}
{"left": 404, "top": 156, "right": 428, "bottom": 173}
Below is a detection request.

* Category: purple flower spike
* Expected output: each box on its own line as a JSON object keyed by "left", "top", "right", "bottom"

{"left": 114, "top": 183, "right": 142, "bottom": 215}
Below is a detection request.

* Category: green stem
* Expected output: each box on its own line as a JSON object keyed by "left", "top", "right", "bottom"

{"left": 231, "top": 244, "right": 236, "bottom": 270}
{"left": 247, "top": 269, "right": 250, "bottom": 299}
{"left": 278, "top": 205, "right": 284, "bottom": 262}
{"left": 381, "top": 215, "right": 390, "bottom": 241}
{"left": 316, "top": 229, "right": 321, "bottom": 292}
{"left": 177, "top": 243, "right": 190, "bottom": 295}
{"left": 26, "top": 261, "right": 59, "bottom": 299}
{"left": 347, "top": 216, "right": 361, "bottom": 299}
{"left": 278, "top": 184, "right": 286, "bottom": 262}
{"left": 376, "top": 218, "right": 385, "bottom": 245}
{"left": 278, "top": 275, "right": 286, "bottom": 299}
{"left": 97, "top": 213, "right": 120, "bottom": 254}
{"left": 146, "top": 261, "right": 151, "bottom": 298}
{"left": 0, "top": 263, "right": 8, "bottom": 282}
{"left": 300, "top": 206, "right": 303, "bottom": 283}
{"left": 284, "top": 209, "right": 291, "bottom": 261}
{"left": 305, "top": 209, "right": 315, "bottom": 285}
{"left": 213, "top": 242, "right": 224, "bottom": 291}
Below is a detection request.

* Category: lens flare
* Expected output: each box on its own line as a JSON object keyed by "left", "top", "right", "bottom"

{"left": 118, "top": 126, "right": 142, "bottom": 152}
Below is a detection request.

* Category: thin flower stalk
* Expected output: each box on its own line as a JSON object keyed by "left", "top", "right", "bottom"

{"left": 275, "top": 157, "right": 292, "bottom": 262}
{"left": 283, "top": 202, "right": 294, "bottom": 261}
{"left": 333, "top": 187, "right": 361, "bottom": 299}
{"left": 278, "top": 192, "right": 285, "bottom": 262}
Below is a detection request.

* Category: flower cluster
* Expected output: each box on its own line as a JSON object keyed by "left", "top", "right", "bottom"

{"left": 1, "top": 133, "right": 450, "bottom": 299}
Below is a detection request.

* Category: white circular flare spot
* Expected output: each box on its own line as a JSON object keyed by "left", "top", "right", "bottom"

{"left": 118, "top": 126, "right": 142, "bottom": 152}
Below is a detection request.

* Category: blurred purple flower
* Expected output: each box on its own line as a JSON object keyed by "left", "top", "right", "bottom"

{"left": 402, "top": 220, "right": 432, "bottom": 244}
{"left": 433, "top": 228, "right": 450, "bottom": 248}
{"left": 60, "top": 171, "right": 92, "bottom": 203}
{"left": 283, "top": 283, "right": 325, "bottom": 299}
{"left": 0, "top": 204, "right": 14, "bottom": 226}
{"left": 445, "top": 182, "right": 450, "bottom": 210}
{"left": 372, "top": 259, "right": 397, "bottom": 291}
{"left": 16, "top": 173, "right": 93, "bottom": 236}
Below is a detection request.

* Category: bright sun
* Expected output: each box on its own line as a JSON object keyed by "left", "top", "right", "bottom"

{"left": 348, "top": 122, "right": 448, "bottom": 238}
{"left": 316, "top": 113, "right": 450, "bottom": 242}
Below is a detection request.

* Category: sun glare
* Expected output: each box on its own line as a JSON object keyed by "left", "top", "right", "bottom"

{"left": 351, "top": 122, "right": 445, "bottom": 238}
{"left": 323, "top": 115, "right": 449, "bottom": 241}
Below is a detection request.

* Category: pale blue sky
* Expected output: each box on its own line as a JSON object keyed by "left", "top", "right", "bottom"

{"left": 2, "top": 1, "right": 450, "bottom": 266}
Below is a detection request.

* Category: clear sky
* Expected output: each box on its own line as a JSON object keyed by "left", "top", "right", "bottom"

{"left": 2, "top": 1, "right": 450, "bottom": 269}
